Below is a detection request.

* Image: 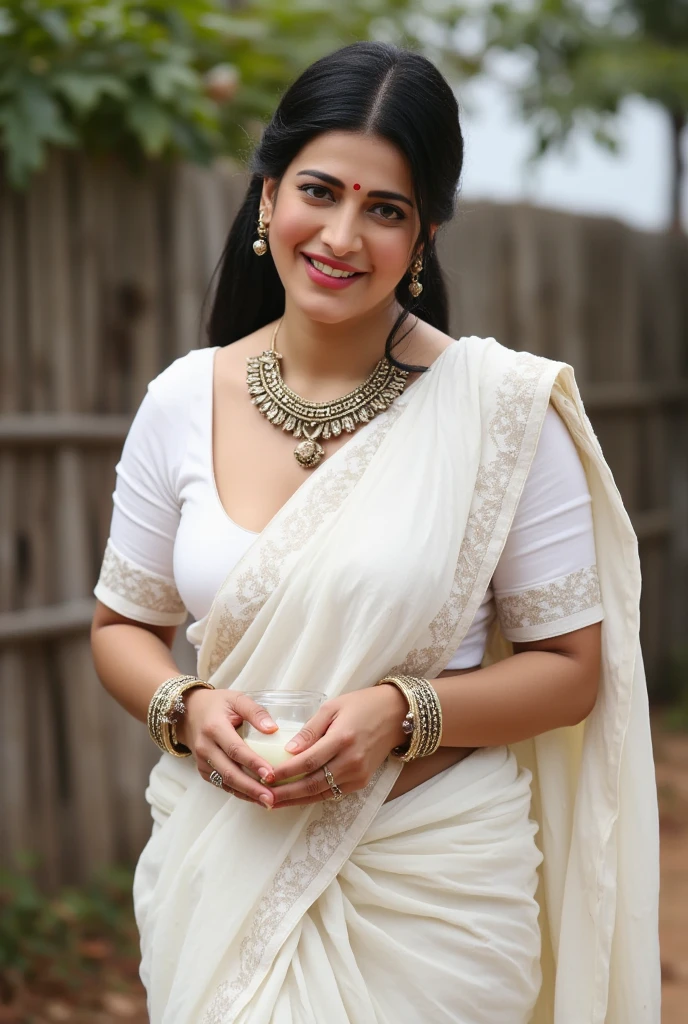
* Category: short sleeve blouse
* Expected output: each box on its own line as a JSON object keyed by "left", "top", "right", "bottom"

{"left": 94, "top": 347, "right": 604, "bottom": 663}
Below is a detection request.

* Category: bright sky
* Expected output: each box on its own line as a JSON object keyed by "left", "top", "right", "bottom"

{"left": 458, "top": 73, "right": 686, "bottom": 232}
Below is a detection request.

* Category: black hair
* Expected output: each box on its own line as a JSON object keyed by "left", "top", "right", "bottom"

{"left": 206, "top": 40, "right": 464, "bottom": 370}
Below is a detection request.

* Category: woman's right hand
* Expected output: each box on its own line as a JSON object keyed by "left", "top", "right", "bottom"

{"left": 176, "top": 688, "right": 279, "bottom": 808}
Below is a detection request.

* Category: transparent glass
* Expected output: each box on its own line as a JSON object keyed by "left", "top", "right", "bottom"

{"left": 240, "top": 690, "right": 326, "bottom": 782}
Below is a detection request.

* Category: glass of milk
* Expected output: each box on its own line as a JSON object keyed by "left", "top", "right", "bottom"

{"left": 240, "top": 690, "right": 326, "bottom": 785}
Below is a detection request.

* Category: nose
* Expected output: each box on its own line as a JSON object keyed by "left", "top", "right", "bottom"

{"left": 318, "top": 202, "right": 363, "bottom": 259}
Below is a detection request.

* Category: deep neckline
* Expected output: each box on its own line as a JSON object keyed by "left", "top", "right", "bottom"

{"left": 207, "top": 339, "right": 460, "bottom": 536}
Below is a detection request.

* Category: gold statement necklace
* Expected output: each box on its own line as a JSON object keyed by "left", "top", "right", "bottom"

{"left": 246, "top": 318, "right": 410, "bottom": 468}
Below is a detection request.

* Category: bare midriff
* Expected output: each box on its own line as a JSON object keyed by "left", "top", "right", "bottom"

{"left": 383, "top": 665, "right": 480, "bottom": 804}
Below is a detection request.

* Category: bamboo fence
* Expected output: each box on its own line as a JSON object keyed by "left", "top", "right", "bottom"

{"left": 1, "top": 151, "right": 686, "bottom": 887}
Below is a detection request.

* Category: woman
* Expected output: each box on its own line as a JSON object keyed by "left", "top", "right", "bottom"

{"left": 90, "top": 41, "right": 660, "bottom": 1024}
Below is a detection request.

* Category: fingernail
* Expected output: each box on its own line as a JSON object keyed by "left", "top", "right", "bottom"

{"left": 263, "top": 717, "right": 278, "bottom": 730}
{"left": 258, "top": 768, "right": 274, "bottom": 781}
{"left": 285, "top": 739, "right": 299, "bottom": 752}
{"left": 259, "top": 795, "right": 273, "bottom": 809}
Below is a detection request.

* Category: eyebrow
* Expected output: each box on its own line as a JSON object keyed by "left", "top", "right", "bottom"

{"left": 295, "top": 169, "right": 414, "bottom": 208}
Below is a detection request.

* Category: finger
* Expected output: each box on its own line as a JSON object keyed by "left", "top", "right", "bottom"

{"left": 269, "top": 727, "right": 343, "bottom": 785}
{"left": 271, "top": 759, "right": 346, "bottom": 806}
{"left": 273, "top": 792, "right": 340, "bottom": 809}
{"left": 201, "top": 743, "right": 275, "bottom": 807}
{"left": 270, "top": 770, "right": 330, "bottom": 805}
{"left": 281, "top": 703, "right": 337, "bottom": 756}
{"left": 209, "top": 722, "right": 278, "bottom": 784}
{"left": 200, "top": 771, "right": 255, "bottom": 803}
{"left": 230, "top": 693, "right": 279, "bottom": 734}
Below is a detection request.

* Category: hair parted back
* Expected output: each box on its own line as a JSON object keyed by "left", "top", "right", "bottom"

{"left": 206, "top": 40, "right": 464, "bottom": 369}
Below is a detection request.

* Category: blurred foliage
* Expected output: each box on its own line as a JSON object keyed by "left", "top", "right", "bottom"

{"left": 3, "top": 1, "right": 684, "bottom": 214}
{"left": 0, "top": 0, "right": 480, "bottom": 190}
{"left": 451, "top": 0, "right": 688, "bottom": 227}
{"left": 470, "top": 1, "right": 688, "bottom": 156}
{"left": 0, "top": 854, "right": 138, "bottom": 997}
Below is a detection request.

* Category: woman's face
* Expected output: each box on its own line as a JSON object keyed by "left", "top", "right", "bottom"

{"left": 260, "top": 131, "right": 433, "bottom": 324}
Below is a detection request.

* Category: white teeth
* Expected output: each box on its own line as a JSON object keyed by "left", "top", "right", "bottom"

{"left": 308, "top": 257, "right": 357, "bottom": 278}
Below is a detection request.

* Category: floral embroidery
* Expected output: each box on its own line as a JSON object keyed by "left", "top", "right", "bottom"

{"left": 96, "top": 539, "right": 186, "bottom": 616}
{"left": 395, "top": 352, "right": 548, "bottom": 677}
{"left": 497, "top": 565, "right": 601, "bottom": 632}
{"left": 200, "top": 766, "right": 387, "bottom": 1023}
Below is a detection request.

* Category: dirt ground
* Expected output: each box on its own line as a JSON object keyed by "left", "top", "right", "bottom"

{"left": 4, "top": 720, "right": 687, "bottom": 1022}
{"left": 654, "top": 722, "right": 688, "bottom": 1022}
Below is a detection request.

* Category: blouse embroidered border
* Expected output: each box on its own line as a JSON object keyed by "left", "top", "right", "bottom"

{"left": 496, "top": 564, "right": 602, "bottom": 639}
{"left": 94, "top": 539, "right": 187, "bottom": 624}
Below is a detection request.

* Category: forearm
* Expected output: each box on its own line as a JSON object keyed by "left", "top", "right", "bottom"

{"left": 91, "top": 622, "right": 183, "bottom": 725}
{"left": 434, "top": 648, "right": 598, "bottom": 749}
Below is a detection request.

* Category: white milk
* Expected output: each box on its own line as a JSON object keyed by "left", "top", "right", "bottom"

{"left": 242, "top": 719, "right": 306, "bottom": 783}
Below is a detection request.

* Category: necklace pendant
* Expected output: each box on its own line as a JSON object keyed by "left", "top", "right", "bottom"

{"left": 246, "top": 325, "right": 410, "bottom": 471}
{"left": 294, "top": 437, "right": 325, "bottom": 469}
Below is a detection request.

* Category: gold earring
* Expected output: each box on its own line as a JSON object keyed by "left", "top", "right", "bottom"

{"left": 253, "top": 209, "right": 269, "bottom": 256}
{"left": 408, "top": 256, "right": 423, "bottom": 297}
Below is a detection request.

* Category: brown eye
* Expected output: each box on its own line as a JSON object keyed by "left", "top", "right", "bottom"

{"left": 375, "top": 204, "right": 404, "bottom": 221}
{"left": 298, "top": 184, "right": 332, "bottom": 200}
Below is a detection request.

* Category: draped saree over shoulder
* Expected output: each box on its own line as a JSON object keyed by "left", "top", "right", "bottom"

{"left": 133, "top": 337, "right": 660, "bottom": 1024}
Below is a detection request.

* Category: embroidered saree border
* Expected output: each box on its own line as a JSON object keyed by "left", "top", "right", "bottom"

{"left": 395, "top": 347, "right": 561, "bottom": 679}
{"left": 200, "top": 762, "right": 397, "bottom": 1023}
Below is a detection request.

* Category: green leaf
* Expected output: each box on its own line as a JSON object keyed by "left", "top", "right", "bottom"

{"left": 35, "top": 7, "right": 73, "bottom": 46}
{"left": 52, "top": 71, "right": 130, "bottom": 114}
{"left": 125, "top": 97, "right": 173, "bottom": 155}
{"left": 148, "top": 61, "right": 200, "bottom": 101}
{"left": 0, "top": 10, "right": 16, "bottom": 37}
{"left": 0, "top": 77, "right": 77, "bottom": 186}
{"left": 18, "top": 80, "right": 78, "bottom": 145}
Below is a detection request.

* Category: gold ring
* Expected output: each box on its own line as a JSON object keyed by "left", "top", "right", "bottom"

{"left": 322, "top": 763, "right": 344, "bottom": 802}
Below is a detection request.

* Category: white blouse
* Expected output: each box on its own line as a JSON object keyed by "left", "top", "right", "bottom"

{"left": 94, "top": 346, "right": 604, "bottom": 665}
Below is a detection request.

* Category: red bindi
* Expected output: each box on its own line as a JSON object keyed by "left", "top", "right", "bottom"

{"left": 353, "top": 183, "right": 361, "bottom": 190}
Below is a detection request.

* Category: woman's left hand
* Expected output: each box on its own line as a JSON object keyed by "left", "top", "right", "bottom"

{"left": 267, "top": 684, "right": 409, "bottom": 807}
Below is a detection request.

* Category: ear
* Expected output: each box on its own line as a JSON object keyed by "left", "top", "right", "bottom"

{"left": 260, "top": 177, "right": 278, "bottom": 221}
{"left": 414, "top": 223, "right": 439, "bottom": 262}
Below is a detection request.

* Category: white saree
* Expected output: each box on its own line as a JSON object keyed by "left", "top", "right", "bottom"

{"left": 132, "top": 336, "right": 660, "bottom": 1023}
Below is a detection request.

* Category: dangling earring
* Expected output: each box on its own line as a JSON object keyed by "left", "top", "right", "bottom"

{"left": 408, "top": 256, "right": 423, "bottom": 297}
{"left": 253, "top": 209, "right": 269, "bottom": 256}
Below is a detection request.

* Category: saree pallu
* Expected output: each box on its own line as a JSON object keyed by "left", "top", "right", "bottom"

{"left": 132, "top": 337, "right": 661, "bottom": 1023}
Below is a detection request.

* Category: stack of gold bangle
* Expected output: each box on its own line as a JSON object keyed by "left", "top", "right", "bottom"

{"left": 147, "top": 675, "right": 215, "bottom": 757}
{"left": 376, "top": 674, "right": 443, "bottom": 762}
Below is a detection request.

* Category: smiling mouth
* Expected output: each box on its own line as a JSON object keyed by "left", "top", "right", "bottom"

{"left": 302, "top": 254, "right": 365, "bottom": 279}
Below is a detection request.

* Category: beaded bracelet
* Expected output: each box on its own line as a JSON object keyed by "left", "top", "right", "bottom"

{"left": 375, "top": 675, "right": 443, "bottom": 762}
{"left": 147, "top": 675, "right": 215, "bottom": 757}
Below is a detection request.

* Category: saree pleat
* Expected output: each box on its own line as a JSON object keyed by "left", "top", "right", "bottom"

{"left": 228, "top": 747, "right": 542, "bottom": 1024}
{"left": 339, "top": 747, "right": 542, "bottom": 1024}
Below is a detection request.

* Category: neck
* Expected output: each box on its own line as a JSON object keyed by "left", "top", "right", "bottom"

{"left": 273, "top": 296, "right": 412, "bottom": 393}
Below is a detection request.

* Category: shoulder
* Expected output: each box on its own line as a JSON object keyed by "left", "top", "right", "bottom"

{"left": 146, "top": 346, "right": 217, "bottom": 414}
{"left": 458, "top": 333, "right": 556, "bottom": 370}
{"left": 455, "top": 336, "right": 567, "bottom": 409}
